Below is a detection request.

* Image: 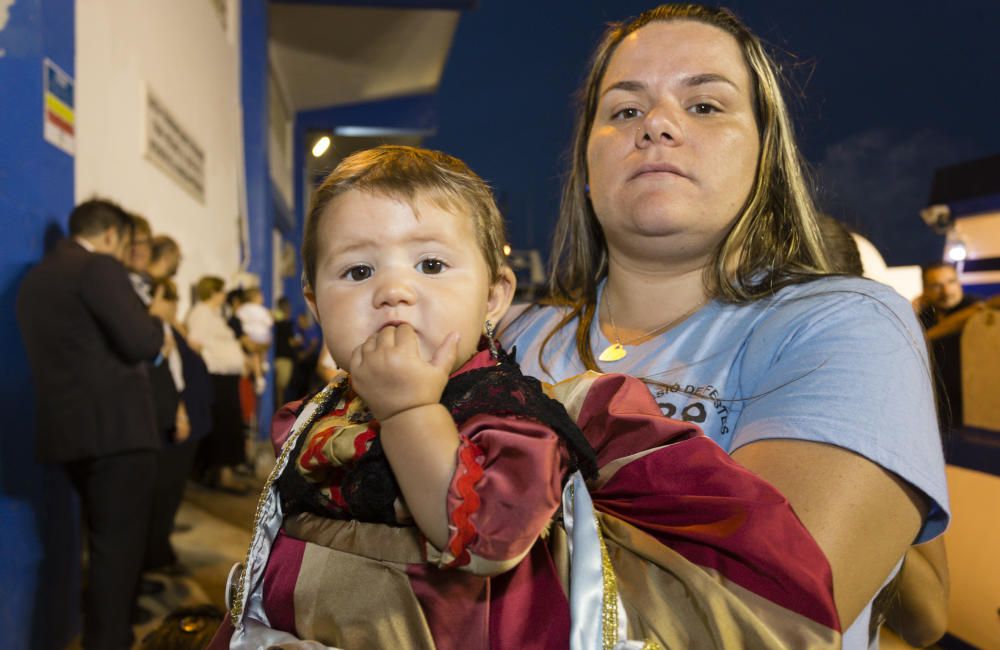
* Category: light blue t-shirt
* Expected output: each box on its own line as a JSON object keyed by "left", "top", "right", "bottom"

{"left": 503, "top": 276, "right": 949, "bottom": 647}
{"left": 504, "top": 276, "right": 949, "bottom": 541}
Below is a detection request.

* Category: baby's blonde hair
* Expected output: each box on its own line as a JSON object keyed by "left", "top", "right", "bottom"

{"left": 302, "top": 145, "right": 509, "bottom": 290}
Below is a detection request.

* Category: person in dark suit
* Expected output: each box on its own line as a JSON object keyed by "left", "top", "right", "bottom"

{"left": 16, "top": 199, "right": 172, "bottom": 650}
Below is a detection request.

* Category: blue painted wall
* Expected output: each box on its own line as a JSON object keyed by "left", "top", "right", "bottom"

{"left": 0, "top": 0, "right": 81, "bottom": 648}
{"left": 241, "top": 0, "right": 275, "bottom": 435}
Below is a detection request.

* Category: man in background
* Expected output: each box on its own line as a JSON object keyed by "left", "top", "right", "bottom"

{"left": 915, "top": 262, "right": 981, "bottom": 431}
{"left": 17, "top": 199, "right": 171, "bottom": 650}
{"left": 916, "top": 262, "right": 979, "bottom": 333}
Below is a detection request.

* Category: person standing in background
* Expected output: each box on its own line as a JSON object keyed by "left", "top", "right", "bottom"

{"left": 145, "top": 278, "right": 215, "bottom": 575}
{"left": 186, "top": 276, "right": 250, "bottom": 494}
{"left": 272, "top": 296, "right": 296, "bottom": 406}
{"left": 235, "top": 285, "right": 273, "bottom": 395}
{"left": 17, "top": 199, "right": 172, "bottom": 650}
{"left": 148, "top": 235, "right": 182, "bottom": 283}
{"left": 915, "top": 262, "right": 981, "bottom": 431}
{"left": 141, "top": 234, "right": 215, "bottom": 574}
{"left": 916, "top": 262, "right": 985, "bottom": 343}
{"left": 126, "top": 214, "right": 155, "bottom": 301}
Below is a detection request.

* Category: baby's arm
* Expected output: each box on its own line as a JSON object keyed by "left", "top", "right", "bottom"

{"left": 348, "top": 324, "right": 461, "bottom": 550}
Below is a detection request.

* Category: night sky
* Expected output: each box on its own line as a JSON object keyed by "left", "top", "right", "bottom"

{"left": 426, "top": 0, "right": 1000, "bottom": 267}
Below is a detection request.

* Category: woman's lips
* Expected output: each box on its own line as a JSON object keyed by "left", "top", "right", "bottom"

{"left": 630, "top": 162, "right": 687, "bottom": 180}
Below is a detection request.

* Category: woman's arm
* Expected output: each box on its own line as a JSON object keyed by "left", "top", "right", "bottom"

{"left": 731, "top": 440, "right": 927, "bottom": 628}
{"left": 726, "top": 286, "right": 949, "bottom": 630}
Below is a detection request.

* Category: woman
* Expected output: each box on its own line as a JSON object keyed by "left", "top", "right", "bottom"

{"left": 502, "top": 5, "right": 949, "bottom": 648}
{"left": 186, "top": 276, "right": 249, "bottom": 492}
{"left": 145, "top": 279, "right": 215, "bottom": 573}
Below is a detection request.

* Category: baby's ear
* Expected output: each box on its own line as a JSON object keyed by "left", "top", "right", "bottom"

{"left": 302, "top": 278, "right": 321, "bottom": 325}
{"left": 486, "top": 266, "right": 517, "bottom": 324}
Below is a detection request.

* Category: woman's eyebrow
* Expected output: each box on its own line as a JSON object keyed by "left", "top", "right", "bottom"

{"left": 682, "top": 72, "right": 739, "bottom": 91}
{"left": 600, "top": 79, "right": 646, "bottom": 98}
{"left": 601, "top": 73, "right": 739, "bottom": 99}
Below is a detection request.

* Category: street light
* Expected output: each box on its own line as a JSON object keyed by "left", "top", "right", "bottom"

{"left": 311, "top": 135, "right": 331, "bottom": 158}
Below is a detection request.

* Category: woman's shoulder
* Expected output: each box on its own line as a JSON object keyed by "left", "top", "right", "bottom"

{"left": 760, "top": 275, "right": 921, "bottom": 334}
{"left": 776, "top": 275, "right": 912, "bottom": 306}
{"left": 499, "top": 302, "right": 573, "bottom": 343}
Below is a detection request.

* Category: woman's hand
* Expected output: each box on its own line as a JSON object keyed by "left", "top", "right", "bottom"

{"left": 348, "top": 324, "right": 460, "bottom": 421}
{"left": 174, "top": 402, "right": 191, "bottom": 443}
{"left": 159, "top": 326, "right": 176, "bottom": 360}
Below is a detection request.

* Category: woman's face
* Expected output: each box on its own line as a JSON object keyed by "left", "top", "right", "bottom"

{"left": 586, "top": 20, "right": 760, "bottom": 264}
{"left": 209, "top": 290, "right": 227, "bottom": 309}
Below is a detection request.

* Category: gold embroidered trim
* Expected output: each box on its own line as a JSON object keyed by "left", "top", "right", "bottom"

{"left": 597, "top": 513, "right": 618, "bottom": 650}
{"left": 229, "top": 381, "right": 346, "bottom": 625}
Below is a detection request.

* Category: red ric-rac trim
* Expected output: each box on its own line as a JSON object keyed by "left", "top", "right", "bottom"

{"left": 299, "top": 427, "right": 336, "bottom": 471}
{"left": 353, "top": 425, "right": 377, "bottom": 459}
{"left": 445, "top": 439, "right": 485, "bottom": 567}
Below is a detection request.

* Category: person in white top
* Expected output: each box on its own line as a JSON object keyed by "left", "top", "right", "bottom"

{"left": 186, "top": 276, "right": 249, "bottom": 492}
{"left": 235, "top": 286, "right": 273, "bottom": 395}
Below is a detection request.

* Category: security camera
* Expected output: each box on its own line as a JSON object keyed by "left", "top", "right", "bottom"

{"left": 920, "top": 204, "right": 951, "bottom": 232}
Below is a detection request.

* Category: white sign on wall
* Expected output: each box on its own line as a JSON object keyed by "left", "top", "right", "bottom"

{"left": 43, "top": 58, "right": 75, "bottom": 155}
{"left": 145, "top": 90, "right": 206, "bottom": 203}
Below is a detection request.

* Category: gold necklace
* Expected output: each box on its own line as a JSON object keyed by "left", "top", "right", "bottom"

{"left": 598, "top": 290, "right": 706, "bottom": 362}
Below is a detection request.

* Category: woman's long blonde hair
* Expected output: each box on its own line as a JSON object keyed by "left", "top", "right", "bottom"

{"left": 542, "top": 3, "right": 832, "bottom": 372}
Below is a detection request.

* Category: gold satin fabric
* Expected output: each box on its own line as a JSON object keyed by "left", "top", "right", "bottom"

{"left": 596, "top": 514, "right": 841, "bottom": 649}
{"left": 284, "top": 514, "right": 437, "bottom": 649}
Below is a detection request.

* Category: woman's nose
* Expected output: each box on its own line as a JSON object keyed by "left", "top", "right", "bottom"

{"left": 372, "top": 270, "right": 416, "bottom": 307}
{"left": 635, "top": 104, "right": 684, "bottom": 148}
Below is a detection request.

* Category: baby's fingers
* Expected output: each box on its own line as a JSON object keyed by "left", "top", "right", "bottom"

{"left": 430, "top": 332, "right": 460, "bottom": 374}
{"left": 393, "top": 323, "right": 420, "bottom": 352}
{"left": 349, "top": 342, "right": 366, "bottom": 374}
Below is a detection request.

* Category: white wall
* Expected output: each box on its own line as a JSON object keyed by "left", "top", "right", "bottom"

{"left": 75, "top": 0, "right": 242, "bottom": 315}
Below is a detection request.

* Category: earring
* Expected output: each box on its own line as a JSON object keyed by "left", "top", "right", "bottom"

{"left": 484, "top": 319, "right": 499, "bottom": 359}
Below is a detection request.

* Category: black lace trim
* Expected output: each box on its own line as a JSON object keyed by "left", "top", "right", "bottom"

{"left": 440, "top": 346, "right": 598, "bottom": 482}
{"left": 277, "top": 345, "right": 597, "bottom": 525}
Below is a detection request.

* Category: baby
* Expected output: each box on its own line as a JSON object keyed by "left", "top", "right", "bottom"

{"left": 235, "top": 286, "right": 273, "bottom": 347}
{"left": 220, "top": 145, "right": 597, "bottom": 649}
{"left": 235, "top": 286, "right": 272, "bottom": 394}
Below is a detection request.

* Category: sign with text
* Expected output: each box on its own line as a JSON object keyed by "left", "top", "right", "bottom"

{"left": 145, "top": 91, "right": 206, "bottom": 203}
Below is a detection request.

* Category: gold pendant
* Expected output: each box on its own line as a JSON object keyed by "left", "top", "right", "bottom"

{"left": 598, "top": 343, "right": 627, "bottom": 362}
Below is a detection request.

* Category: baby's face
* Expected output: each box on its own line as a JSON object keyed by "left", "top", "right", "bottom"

{"left": 308, "top": 190, "right": 511, "bottom": 372}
